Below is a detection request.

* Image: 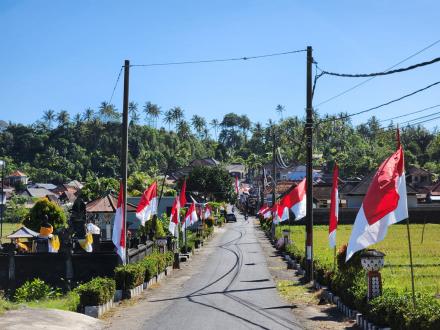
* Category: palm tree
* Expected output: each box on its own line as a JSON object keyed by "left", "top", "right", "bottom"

{"left": 191, "top": 115, "right": 207, "bottom": 138}
{"left": 98, "top": 102, "right": 120, "bottom": 122}
{"left": 143, "top": 102, "right": 161, "bottom": 127}
{"left": 82, "top": 108, "right": 94, "bottom": 122}
{"left": 171, "top": 107, "right": 184, "bottom": 129}
{"left": 73, "top": 113, "right": 82, "bottom": 125}
{"left": 42, "top": 109, "right": 56, "bottom": 129}
{"left": 210, "top": 118, "right": 220, "bottom": 139}
{"left": 57, "top": 110, "right": 70, "bottom": 127}
{"left": 177, "top": 120, "right": 191, "bottom": 139}
{"left": 276, "top": 104, "right": 285, "bottom": 120}
{"left": 128, "top": 102, "right": 139, "bottom": 125}
{"left": 163, "top": 110, "right": 173, "bottom": 131}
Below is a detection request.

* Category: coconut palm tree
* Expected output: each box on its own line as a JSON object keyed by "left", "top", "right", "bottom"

{"left": 191, "top": 115, "right": 207, "bottom": 138}
{"left": 82, "top": 108, "right": 94, "bottom": 122}
{"left": 128, "top": 102, "right": 139, "bottom": 125}
{"left": 170, "top": 106, "right": 184, "bottom": 130}
{"left": 276, "top": 104, "right": 285, "bottom": 120}
{"left": 42, "top": 109, "right": 56, "bottom": 129}
{"left": 143, "top": 102, "right": 161, "bottom": 127}
{"left": 57, "top": 110, "right": 70, "bottom": 127}
{"left": 163, "top": 110, "right": 173, "bottom": 131}
{"left": 210, "top": 118, "right": 220, "bottom": 139}
{"left": 98, "top": 102, "right": 120, "bottom": 122}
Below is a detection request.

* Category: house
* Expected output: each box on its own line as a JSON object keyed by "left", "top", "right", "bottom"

{"left": 406, "top": 166, "right": 433, "bottom": 188}
{"left": 344, "top": 172, "right": 418, "bottom": 208}
{"left": 226, "top": 163, "right": 246, "bottom": 179}
{"left": 263, "top": 163, "right": 321, "bottom": 182}
{"left": 427, "top": 182, "right": 440, "bottom": 203}
{"left": 66, "top": 180, "right": 84, "bottom": 190}
{"left": 7, "top": 170, "right": 28, "bottom": 186}
{"left": 33, "top": 183, "right": 58, "bottom": 191}
{"left": 170, "top": 157, "right": 221, "bottom": 181}
{"left": 86, "top": 193, "right": 137, "bottom": 240}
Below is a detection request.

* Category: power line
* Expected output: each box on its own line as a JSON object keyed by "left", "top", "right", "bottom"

{"left": 130, "top": 49, "right": 306, "bottom": 67}
{"left": 397, "top": 111, "right": 440, "bottom": 125}
{"left": 108, "top": 66, "right": 123, "bottom": 105}
{"left": 400, "top": 114, "right": 440, "bottom": 127}
{"left": 379, "top": 104, "right": 440, "bottom": 123}
{"left": 314, "top": 39, "right": 440, "bottom": 107}
{"left": 319, "top": 80, "right": 440, "bottom": 124}
{"left": 318, "top": 56, "right": 440, "bottom": 78}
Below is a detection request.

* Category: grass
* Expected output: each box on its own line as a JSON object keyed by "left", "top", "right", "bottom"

{"left": 276, "top": 223, "right": 440, "bottom": 295}
{"left": 277, "top": 280, "right": 319, "bottom": 305}
{"left": 1, "top": 222, "right": 22, "bottom": 240}
{"left": 25, "top": 292, "right": 80, "bottom": 311}
{"left": 0, "top": 296, "right": 17, "bottom": 314}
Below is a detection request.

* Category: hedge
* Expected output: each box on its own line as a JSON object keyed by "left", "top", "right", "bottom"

{"left": 75, "top": 277, "right": 116, "bottom": 306}
{"left": 114, "top": 263, "right": 145, "bottom": 290}
{"left": 273, "top": 227, "right": 440, "bottom": 329}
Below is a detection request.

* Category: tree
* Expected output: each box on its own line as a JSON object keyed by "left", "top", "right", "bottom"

{"left": 177, "top": 120, "right": 191, "bottom": 140}
{"left": 186, "top": 166, "right": 235, "bottom": 202}
{"left": 24, "top": 198, "right": 67, "bottom": 232}
{"left": 276, "top": 104, "right": 285, "bottom": 120}
{"left": 170, "top": 107, "right": 184, "bottom": 130}
{"left": 191, "top": 115, "right": 207, "bottom": 138}
{"left": 82, "top": 108, "right": 95, "bottom": 122}
{"left": 98, "top": 102, "right": 120, "bottom": 122}
{"left": 210, "top": 118, "right": 220, "bottom": 139}
{"left": 4, "top": 194, "right": 29, "bottom": 223}
{"left": 163, "top": 110, "right": 173, "bottom": 130}
{"left": 56, "top": 110, "right": 70, "bottom": 127}
{"left": 80, "top": 176, "right": 120, "bottom": 201}
{"left": 42, "top": 109, "right": 56, "bottom": 129}
{"left": 143, "top": 102, "right": 161, "bottom": 128}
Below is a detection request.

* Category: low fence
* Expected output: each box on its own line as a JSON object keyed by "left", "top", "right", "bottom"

{"left": 0, "top": 240, "right": 156, "bottom": 290}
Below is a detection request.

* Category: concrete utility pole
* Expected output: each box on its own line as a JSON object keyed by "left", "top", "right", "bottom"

{"left": 272, "top": 127, "right": 277, "bottom": 206}
{"left": 122, "top": 60, "right": 130, "bottom": 262}
{"left": 305, "top": 46, "right": 314, "bottom": 282}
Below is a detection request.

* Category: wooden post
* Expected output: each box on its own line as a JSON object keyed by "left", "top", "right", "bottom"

{"left": 406, "top": 217, "right": 416, "bottom": 308}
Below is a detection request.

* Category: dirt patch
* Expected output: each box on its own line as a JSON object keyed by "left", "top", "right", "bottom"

{"left": 255, "top": 221, "right": 358, "bottom": 330}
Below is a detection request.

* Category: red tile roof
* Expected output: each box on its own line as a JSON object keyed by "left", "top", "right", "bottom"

{"left": 86, "top": 193, "right": 137, "bottom": 213}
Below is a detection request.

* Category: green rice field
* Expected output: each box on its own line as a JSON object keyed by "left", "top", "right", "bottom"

{"left": 276, "top": 223, "right": 440, "bottom": 295}
{"left": 0, "top": 222, "right": 22, "bottom": 240}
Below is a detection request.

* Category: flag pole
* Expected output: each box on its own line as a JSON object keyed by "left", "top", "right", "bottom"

{"left": 406, "top": 217, "right": 417, "bottom": 308}
{"left": 397, "top": 126, "right": 416, "bottom": 308}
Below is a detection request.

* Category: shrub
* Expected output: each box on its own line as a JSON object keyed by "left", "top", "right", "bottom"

{"left": 75, "top": 277, "right": 116, "bottom": 306}
{"left": 164, "top": 251, "right": 174, "bottom": 267}
{"left": 14, "top": 278, "right": 59, "bottom": 302}
{"left": 114, "top": 263, "right": 145, "bottom": 290}
{"left": 217, "top": 216, "right": 224, "bottom": 227}
{"left": 141, "top": 257, "right": 158, "bottom": 281}
{"left": 24, "top": 198, "right": 67, "bottom": 232}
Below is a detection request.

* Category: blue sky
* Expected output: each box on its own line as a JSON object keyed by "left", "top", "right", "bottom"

{"left": 0, "top": 0, "right": 439, "bottom": 129}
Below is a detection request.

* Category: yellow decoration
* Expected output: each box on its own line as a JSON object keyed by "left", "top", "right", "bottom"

{"left": 39, "top": 225, "right": 53, "bottom": 237}
{"left": 79, "top": 233, "right": 93, "bottom": 253}
{"left": 49, "top": 235, "right": 60, "bottom": 252}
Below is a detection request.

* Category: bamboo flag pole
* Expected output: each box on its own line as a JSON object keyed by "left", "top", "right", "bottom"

{"left": 397, "top": 126, "right": 416, "bottom": 308}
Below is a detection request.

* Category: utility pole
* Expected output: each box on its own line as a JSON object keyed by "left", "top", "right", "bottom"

{"left": 122, "top": 60, "right": 130, "bottom": 263}
{"left": 305, "top": 46, "right": 314, "bottom": 282}
{"left": 272, "top": 126, "right": 277, "bottom": 206}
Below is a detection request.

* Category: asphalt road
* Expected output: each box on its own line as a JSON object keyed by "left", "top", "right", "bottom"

{"left": 119, "top": 213, "right": 303, "bottom": 330}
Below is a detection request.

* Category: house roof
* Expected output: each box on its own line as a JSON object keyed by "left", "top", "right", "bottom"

{"left": 9, "top": 170, "right": 26, "bottom": 177}
{"left": 407, "top": 166, "right": 432, "bottom": 176}
{"left": 345, "top": 172, "right": 418, "bottom": 195}
{"left": 7, "top": 226, "right": 39, "bottom": 239}
{"left": 23, "top": 188, "right": 57, "bottom": 198}
{"left": 86, "top": 193, "right": 137, "bottom": 213}
{"left": 34, "top": 183, "right": 58, "bottom": 190}
{"left": 67, "top": 180, "right": 84, "bottom": 190}
{"left": 189, "top": 158, "right": 219, "bottom": 167}
{"left": 52, "top": 184, "right": 79, "bottom": 195}
{"left": 60, "top": 191, "right": 78, "bottom": 203}
{"left": 429, "top": 182, "right": 440, "bottom": 196}
{"left": 226, "top": 163, "right": 246, "bottom": 173}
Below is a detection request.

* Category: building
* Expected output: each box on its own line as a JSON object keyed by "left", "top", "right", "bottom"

{"left": 344, "top": 172, "right": 418, "bottom": 208}
{"left": 406, "top": 166, "right": 433, "bottom": 188}
{"left": 225, "top": 163, "right": 246, "bottom": 179}
{"left": 6, "top": 170, "right": 28, "bottom": 186}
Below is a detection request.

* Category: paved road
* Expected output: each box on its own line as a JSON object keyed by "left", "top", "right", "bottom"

{"left": 106, "top": 214, "right": 303, "bottom": 330}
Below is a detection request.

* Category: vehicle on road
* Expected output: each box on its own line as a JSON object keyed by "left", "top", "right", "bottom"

{"left": 226, "top": 213, "right": 237, "bottom": 222}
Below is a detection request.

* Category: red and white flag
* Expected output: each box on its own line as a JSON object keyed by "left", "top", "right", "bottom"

{"left": 182, "top": 202, "right": 198, "bottom": 231}
{"left": 279, "top": 178, "right": 307, "bottom": 221}
{"left": 271, "top": 203, "right": 287, "bottom": 224}
{"left": 168, "top": 196, "right": 180, "bottom": 236}
{"left": 179, "top": 179, "right": 187, "bottom": 207}
{"left": 136, "top": 181, "right": 158, "bottom": 226}
{"left": 346, "top": 140, "right": 408, "bottom": 261}
{"left": 112, "top": 183, "right": 126, "bottom": 264}
{"left": 204, "top": 204, "right": 212, "bottom": 219}
{"left": 329, "top": 163, "right": 339, "bottom": 248}
{"left": 257, "top": 204, "right": 269, "bottom": 215}
{"left": 235, "top": 176, "right": 239, "bottom": 194}
{"left": 262, "top": 206, "right": 272, "bottom": 219}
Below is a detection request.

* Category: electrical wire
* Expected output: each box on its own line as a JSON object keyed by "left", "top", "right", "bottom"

{"left": 130, "top": 49, "right": 306, "bottom": 67}
{"left": 379, "top": 104, "right": 440, "bottom": 123}
{"left": 108, "top": 66, "right": 123, "bottom": 105}
{"left": 319, "top": 80, "right": 440, "bottom": 124}
{"left": 388, "top": 110, "right": 440, "bottom": 126}
{"left": 318, "top": 56, "right": 440, "bottom": 78}
{"left": 314, "top": 39, "right": 440, "bottom": 107}
{"left": 400, "top": 114, "right": 440, "bottom": 127}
